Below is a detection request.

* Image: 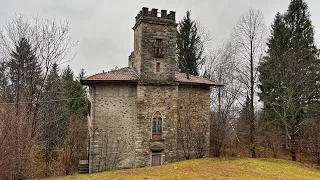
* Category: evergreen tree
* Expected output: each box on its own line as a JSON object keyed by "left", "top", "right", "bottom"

{"left": 237, "top": 96, "right": 251, "bottom": 143}
{"left": 8, "top": 38, "right": 42, "bottom": 105}
{"left": 62, "top": 66, "right": 87, "bottom": 117}
{"left": 41, "top": 63, "right": 68, "bottom": 146}
{"left": 62, "top": 65, "right": 74, "bottom": 82}
{"left": 259, "top": 13, "right": 288, "bottom": 118}
{"left": 284, "top": 0, "right": 320, "bottom": 105}
{"left": 258, "top": 0, "right": 320, "bottom": 161}
{"left": 177, "top": 10, "right": 204, "bottom": 76}
{"left": 40, "top": 63, "right": 69, "bottom": 176}
{"left": 285, "top": 0, "right": 318, "bottom": 58}
{"left": 78, "top": 68, "right": 86, "bottom": 80}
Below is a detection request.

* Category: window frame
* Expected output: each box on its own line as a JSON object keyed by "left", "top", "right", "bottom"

{"left": 153, "top": 38, "right": 164, "bottom": 58}
{"left": 151, "top": 111, "right": 163, "bottom": 139}
{"left": 151, "top": 152, "right": 162, "bottom": 166}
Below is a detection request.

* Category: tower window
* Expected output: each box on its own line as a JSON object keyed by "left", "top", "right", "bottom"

{"left": 156, "top": 62, "right": 160, "bottom": 72}
{"left": 156, "top": 38, "right": 162, "bottom": 46}
{"left": 152, "top": 111, "right": 162, "bottom": 139}
{"left": 154, "top": 38, "right": 164, "bottom": 58}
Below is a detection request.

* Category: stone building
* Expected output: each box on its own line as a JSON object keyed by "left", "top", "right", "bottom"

{"left": 81, "top": 7, "right": 222, "bottom": 173}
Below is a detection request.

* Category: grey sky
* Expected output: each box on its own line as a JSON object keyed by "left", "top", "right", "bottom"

{"left": 1, "top": 0, "right": 319, "bottom": 76}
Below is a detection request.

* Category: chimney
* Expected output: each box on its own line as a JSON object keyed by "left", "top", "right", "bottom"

{"left": 187, "top": 69, "right": 190, "bottom": 79}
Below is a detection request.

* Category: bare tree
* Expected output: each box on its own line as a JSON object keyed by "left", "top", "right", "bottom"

{"left": 63, "top": 115, "right": 88, "bottom": 175}
{"left": 177, "top": 86, "right": 209, "bottom": 159}
{"left": 0, "top": 14, "right": 77, "bottom": 179}
{"left": 231, "top": 8, "right": 267, "bottom": 158}
{"left": 0, "top": 15, "right": 77, "bottom": 128}
{"left": 0, "top": 105, "right": 16, "bottom": 179}
{"left": 178, "top": 102, "right": 194, "bottom": 159}
{"left": 205, "top": 41, "right": 242, "bottom": 157}
{"left": 301, "top": 116, "right": 320, "bottom": 165}
{"left": 0, "top": 104, "right": 37, "bottom": 179}
{"left": 95, "top": 130, "right": 127, "bottom": 172}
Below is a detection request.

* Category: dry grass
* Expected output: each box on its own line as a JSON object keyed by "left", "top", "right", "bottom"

{"left": 50, "top": 158, "right": 320, "bottom": 180}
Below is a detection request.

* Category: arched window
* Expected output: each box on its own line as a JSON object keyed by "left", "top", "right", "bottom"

{"left": 152, "top": 111, "right": 162, "bottom": 139}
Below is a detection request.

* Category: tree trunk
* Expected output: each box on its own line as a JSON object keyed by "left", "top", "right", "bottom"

{"left": 45, "top": 143, "right": 49, "bottom": 177}
{"left": 250, "top": 39, "right": 256, "bottom": 158}
{"left": 291, "top": 134, "right": 296, "bottom": 161}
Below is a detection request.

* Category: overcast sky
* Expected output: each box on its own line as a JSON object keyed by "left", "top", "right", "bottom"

{"left": 1, "top": 0, "right": 319, "bottom": 76}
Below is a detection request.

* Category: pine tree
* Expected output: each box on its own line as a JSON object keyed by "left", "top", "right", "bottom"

{"left": 41, "top": 63, "right": 68, "bottom": 146}
{"left": 62, "top": 65, "right": 74, "bottom": 82}
{"left": 258, "top": 0, "right": 320, "bottom": 161}
{"left": 259, "top": 13, "right": 288, "bottom": 118}
{"left": 62, "top": 66, "right": 87, "bottom": 117}
{"left": 8, "top": 38, "right": 42, "bottom": 109}
{"left": 78, "top": 68, "right": 86, "bottom": 80}
{"left": 237, "top": 96, "right": 251, "bottom": 144}
{"left": 177, "top": 11, "right": 204, "bottom": 76}
{"left": 40, "top": 63, "right": 68, "bottom": 176}
{"left": 284, "top": 0, "right": 320, "bottom": 105}
{"left": 285, "top": 0, "right": 318, "bottom": 58}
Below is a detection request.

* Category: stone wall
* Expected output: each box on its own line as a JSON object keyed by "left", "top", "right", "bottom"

{"left": 89, "top": 83, "right": 137, "bottom": 172}
{"left": 177, "top": 84, "right": 211, "bottom": 159}
{"left": 131, "top": 24, "right": 142, "bottom": 74}
{"left": 139, "top": 22, "right": 177, "bottom": 84}
{"left": 86, "top": 7, "right": 213, "bottom": 173}
{"left": 131, "top": 8, "right": 177, "bottom": 84}
{"left": 135, "top": 84, "right": 179, "bottom": 167}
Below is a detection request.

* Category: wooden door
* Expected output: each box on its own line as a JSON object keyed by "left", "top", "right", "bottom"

{"left": 151, "top": 154, "right": 161, "bottom": 166}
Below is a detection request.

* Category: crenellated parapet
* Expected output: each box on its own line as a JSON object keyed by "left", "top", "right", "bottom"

{"left": 133, "top": 7, "right": 176, "bottom": 29}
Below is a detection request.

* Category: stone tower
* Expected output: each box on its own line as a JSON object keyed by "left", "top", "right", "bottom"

{"left": 129, "top": 7, "right": 177, "bottom": 84}
{"left": 82, "top": 7, "right": 218, "bottom": 173}
{"left": 129, "top": 7, "right": 179, "bottom": 167}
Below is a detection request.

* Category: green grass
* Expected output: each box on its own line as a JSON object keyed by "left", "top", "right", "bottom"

{"left": 51, "top": 158, "right": 320, "bottom": 180}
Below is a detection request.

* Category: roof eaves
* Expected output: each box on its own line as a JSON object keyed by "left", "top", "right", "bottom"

{"left": 81, "top": 79, "right": 138, "bottom": 85}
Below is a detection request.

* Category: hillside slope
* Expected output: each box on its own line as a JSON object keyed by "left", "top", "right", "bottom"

{"left": 52, "top": 158, "right": 320, "bottom": 180}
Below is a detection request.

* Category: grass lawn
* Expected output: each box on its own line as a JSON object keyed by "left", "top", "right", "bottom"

{"left": 51, "top": 158, "right": 320, "bottom": 180}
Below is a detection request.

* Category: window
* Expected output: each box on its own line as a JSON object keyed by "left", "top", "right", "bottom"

{"left": 156, "top": 38, "right": 162, "bottom": 46}
{"left": 151, "top": 153, "right": 162, "bottom": 166}
{"left": 156, "top": 62, "right": 160, "bottom": 72}
{"left": 154, "top": 38, "right": 164, "bottom": 58}
{"left": 152, "top": 111, "right": 162, "bottom": 139}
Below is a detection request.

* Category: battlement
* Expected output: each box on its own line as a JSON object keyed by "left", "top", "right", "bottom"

{"left": 134, "top": 7, "right": 176, "bottom": 28}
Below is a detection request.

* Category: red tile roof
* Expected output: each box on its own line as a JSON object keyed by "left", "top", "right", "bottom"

{"left": 81, "top": 67, "right": 222, "bottom": 86}
{"left": 82, "top": 67, "right": 138, "bottom": 83}
{"left": 175, "top": 71, "right": 222, "bottom": 86}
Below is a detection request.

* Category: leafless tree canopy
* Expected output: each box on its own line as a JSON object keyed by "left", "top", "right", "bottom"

{"left": 205, "top": 41, "right": 243, "bottom": 157}
{"left": 206, "top": 9, "right": 266, "bottom": 158}
{"left": 232, "top": 8, "right": 266, "bottom": 158}
{"left": 232, "top": 9, "right": 266, "bottom": 90}
{"left": 0, "top": 14, "right": 82, "bottom": 179}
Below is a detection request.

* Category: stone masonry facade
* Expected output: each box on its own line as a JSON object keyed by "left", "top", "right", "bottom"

{"left": 82, "top": 7, "right": 221, "bottom": 173}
